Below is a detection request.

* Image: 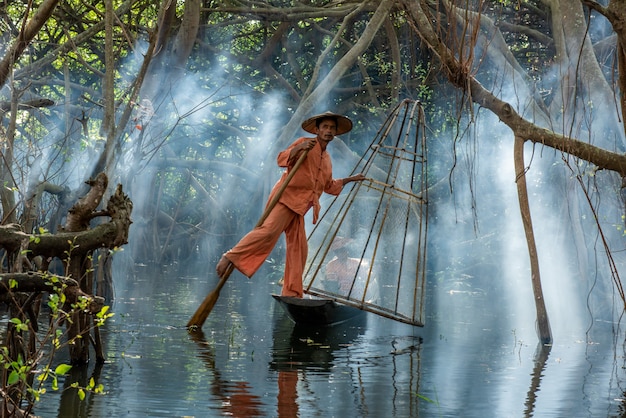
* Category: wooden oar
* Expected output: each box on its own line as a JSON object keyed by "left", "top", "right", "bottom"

{"left": 187, "top": 147, "right": 311, "bottom": 330}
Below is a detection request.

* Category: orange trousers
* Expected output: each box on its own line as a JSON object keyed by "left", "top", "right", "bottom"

{"left": 225, "top": 202, "right": 307, "bottom": 297}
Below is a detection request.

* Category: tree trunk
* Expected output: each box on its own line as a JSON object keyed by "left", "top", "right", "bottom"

{"left": 514, "top": 136, "right": 552, "bottom": 345}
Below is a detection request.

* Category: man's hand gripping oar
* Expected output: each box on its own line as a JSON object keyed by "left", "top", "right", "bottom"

{"left": 187, "top": 145, "right": 312, "bottom": 330}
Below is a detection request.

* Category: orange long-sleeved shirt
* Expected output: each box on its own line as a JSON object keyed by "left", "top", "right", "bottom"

{"left": 269, "top": 137, "right": 343, "bottom": 223}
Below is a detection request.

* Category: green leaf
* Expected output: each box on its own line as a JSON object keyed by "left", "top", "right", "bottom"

{"left": 37, "top": 368, "right": 50, "bottom": 381}
{"left": 7, "top": 370, "right": 20, "bottom": 385}
{"left": 97, "top": 306, "right": 110, "bottom": 317}
{"left": 55, "top": 364, "right": 72, "bottom": 375}
{"left": 77, "top": 388, "right": 86, "bottom": 401}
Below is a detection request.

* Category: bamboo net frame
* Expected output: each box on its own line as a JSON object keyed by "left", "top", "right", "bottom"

{"left": 303, "top": 99, "right": 428, "bottom": 326}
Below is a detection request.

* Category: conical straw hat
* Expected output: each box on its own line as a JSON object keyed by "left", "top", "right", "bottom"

{"left": 301, "top": 111, "right": 353, "bottom": 135}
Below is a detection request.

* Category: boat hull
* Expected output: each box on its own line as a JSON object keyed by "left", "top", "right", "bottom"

{"left": 272, "top": 294, "right": 365, "bottom": 326}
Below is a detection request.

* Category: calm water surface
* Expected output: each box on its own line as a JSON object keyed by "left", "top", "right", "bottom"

{"left": 29, "top": 262, "right": 626, "bottom": 417}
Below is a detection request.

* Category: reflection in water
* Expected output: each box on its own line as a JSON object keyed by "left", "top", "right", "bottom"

{"left": 58, "top": 363, "right": 104, "bottom": 417}
{"left": 189, "top": 330, "right": 264, "bottom": 417}
{"left": 524, "top": 343, "right": 551, "bottom": 417}
{"left": 270, "top": 313, "right": 367, "bottom": 372}
{"left": 36, "top": 264, "right": 626, "bottom": 417}
{"left": 271, "top": 314, "right": 375, "bottom": 417}
{"left": 277, "top": 371, "right": 298, "bottom": 418}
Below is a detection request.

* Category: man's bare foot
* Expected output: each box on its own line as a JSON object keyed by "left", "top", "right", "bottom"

{"left": 216, "top": 254, "right": 232, "bottom": 278}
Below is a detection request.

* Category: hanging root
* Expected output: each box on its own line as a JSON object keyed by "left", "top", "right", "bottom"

{"left": 621, "top": 176, "right": 626, "bottom": 229}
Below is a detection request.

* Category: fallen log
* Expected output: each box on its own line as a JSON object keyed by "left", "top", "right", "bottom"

{"left": 0, "top": 182, "right": 132, "bottom": 259}
{"left": 0, "top": 272, "right": 78, "bottom": 293}
{"left": 0, "top": 272, "right": 105, "bottom": 313}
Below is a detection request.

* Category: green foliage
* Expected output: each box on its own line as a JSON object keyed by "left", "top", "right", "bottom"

{"left": 70, "top": 377, "right": 106, "bottom": 401}
{"left": 9, "top": 318, "right": 29, "bottom": 333}
{"left": 36, "top": 364, "right": 73, "bottom": 392}
{"left": 2, "top": 266, "right": 115, "bottom": 412}
{"left": 45, "top": 273, "right": 67, "bottom": 314}
{"left": 415, "top": 391, "right": 439, "bottom": 405}
{"left": 414, "top": 386, "right": 440, "bottom": 414}
{"left": 95, "top": 305, "right": 115, "bottom": 326}
{"left": 63, "top": 237, "right": 79, "bottom": 264}
{"left": 28, "top": 227, "right": 50, "bottom": 247}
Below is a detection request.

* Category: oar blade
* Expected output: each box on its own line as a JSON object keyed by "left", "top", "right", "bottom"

{"left": 186, "top": 289, "right": 220, "bottom": 329}
{"left": 187, "top": 265, "right": 233, "bottom": 329}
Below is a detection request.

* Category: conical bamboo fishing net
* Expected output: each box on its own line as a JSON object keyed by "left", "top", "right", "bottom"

{"left": 304, "top": 99, "right": 428, "bottom": 326}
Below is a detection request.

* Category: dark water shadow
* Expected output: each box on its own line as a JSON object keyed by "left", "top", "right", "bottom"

{"left": 189, "top": 330, "right": 265, "bottom": 417}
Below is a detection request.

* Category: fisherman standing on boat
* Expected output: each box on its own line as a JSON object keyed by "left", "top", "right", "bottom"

{"left": 216, "top": 111, "right": 366, "bottom": 298}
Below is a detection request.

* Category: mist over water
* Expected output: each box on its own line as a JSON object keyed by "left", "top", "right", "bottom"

{"left": 102, "top": 37, "right": 626, "bottom": 347}
{"left": 413, "top": 95, "right": 626, "bottom": 416}
{"left": 25, "top": 256, "right": 624, "bottom": 417}
{"left": 14, "top": 94, "right": 626, "bottom": 416}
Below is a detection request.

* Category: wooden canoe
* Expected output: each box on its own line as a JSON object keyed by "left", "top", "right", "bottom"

{"left": 272, "top": 294, "right": 366, "bottom": 326}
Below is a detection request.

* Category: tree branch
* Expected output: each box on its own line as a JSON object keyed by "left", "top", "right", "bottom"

{"left": 0, "top": 0, "right": 61, "bottom": 88}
